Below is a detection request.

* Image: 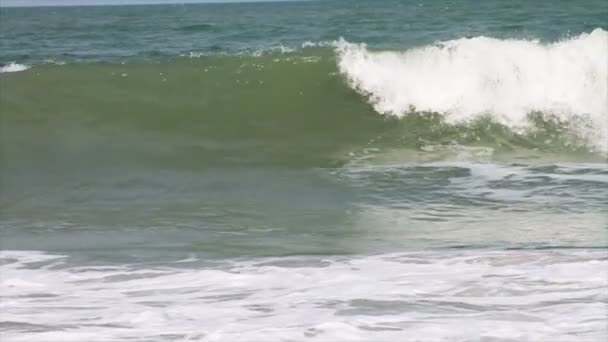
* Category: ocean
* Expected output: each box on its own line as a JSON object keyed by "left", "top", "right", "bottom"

{"left": 1, "top": 0, "right": 607, "bottom": 341}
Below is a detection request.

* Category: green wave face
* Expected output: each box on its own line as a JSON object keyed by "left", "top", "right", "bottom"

{"left": 1, "top": 50, "right": 604, "bottom": 180}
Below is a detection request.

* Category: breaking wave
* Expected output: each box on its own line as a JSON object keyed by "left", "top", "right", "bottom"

{"left": 337, "top": 29, "right": 608, "bottom": 153}
{"left": 0, "top": 62, "right": 29, "bottom": 73}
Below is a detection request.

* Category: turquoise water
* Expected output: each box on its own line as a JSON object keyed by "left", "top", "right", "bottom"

{"left": 1, "top": 0, "right": 606, "bottom": 63}
{"left": 1, "top": 1, "right": 607, "bottom": 341}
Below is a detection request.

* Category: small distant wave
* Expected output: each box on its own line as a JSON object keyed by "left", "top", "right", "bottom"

{"left": 43, "top": 59, "right": 66, "bottom": 66}
{"left": 176, "top": 23, "right": 219, "bottom": 32}
{"left": 0, "top": 62, "right": 29, "bottom": 73}
{"left": 336, "top": 28, "right": 608, "bottom": 153}
{"left": 184, "top": 45, "right": 298, "bottom": 58}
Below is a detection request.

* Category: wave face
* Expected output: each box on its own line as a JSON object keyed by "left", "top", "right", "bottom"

{"left": 337, "top": 29, "right": 608, "bottom": 153}
{"left": 1, "top": 30, "right": 607, "bottom": 178}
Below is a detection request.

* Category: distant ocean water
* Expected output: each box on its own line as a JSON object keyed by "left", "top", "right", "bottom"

{"left": 1, "top": 1, "right": 607, "bottom": 341}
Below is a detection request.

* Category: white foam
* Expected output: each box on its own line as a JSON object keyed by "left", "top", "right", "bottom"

{"left": 0, "top": 62, "right": 29, "bottom": 73}
{"left": 1, "top": 249, "right": 606, "bottom": 342}
{"left": 336, "top": 29, "right": 608, "bottom": 153}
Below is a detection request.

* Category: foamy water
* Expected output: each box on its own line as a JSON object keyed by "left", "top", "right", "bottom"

{"left": 1, "top": 249, "right": 606, "bottom": 342}
{"left": 337, "top": 29, "right": 608, "bottom": 153}
{"left": 0, "top": 62, "right": 29, "bottom": 73}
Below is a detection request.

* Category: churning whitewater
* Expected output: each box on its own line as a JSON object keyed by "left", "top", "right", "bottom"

{"left": 0, "top": 62, "right": 30, "bottom": 73}
{"left": 337, "top": 28, "right": 608, "bottom": 153}
{"left": 2, "top": 249, "right": 607, "bottom": 342}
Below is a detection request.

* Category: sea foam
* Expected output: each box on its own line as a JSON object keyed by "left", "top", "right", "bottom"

{"left": 337, "top": 29, "right": 608, "bottom": 153}
{"left": 0, "top": 62, "right": 29, "bottom": 73}
{"left": 1, "top": 249, "right": 606, "bottom": 342}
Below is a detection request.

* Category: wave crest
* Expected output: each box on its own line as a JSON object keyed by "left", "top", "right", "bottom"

{"left": 336, "top": 29, "right": 608, "bottom": 153}
{"left": 0, "top": 62, "right": 29, "bottom": 73}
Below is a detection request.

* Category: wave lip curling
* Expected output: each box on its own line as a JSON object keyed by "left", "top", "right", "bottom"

{"left": 0, "top": 62, "right": 29, "bottom": 73}
{"left": 336, "top": 29, "right": 608, "bottom": 153}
